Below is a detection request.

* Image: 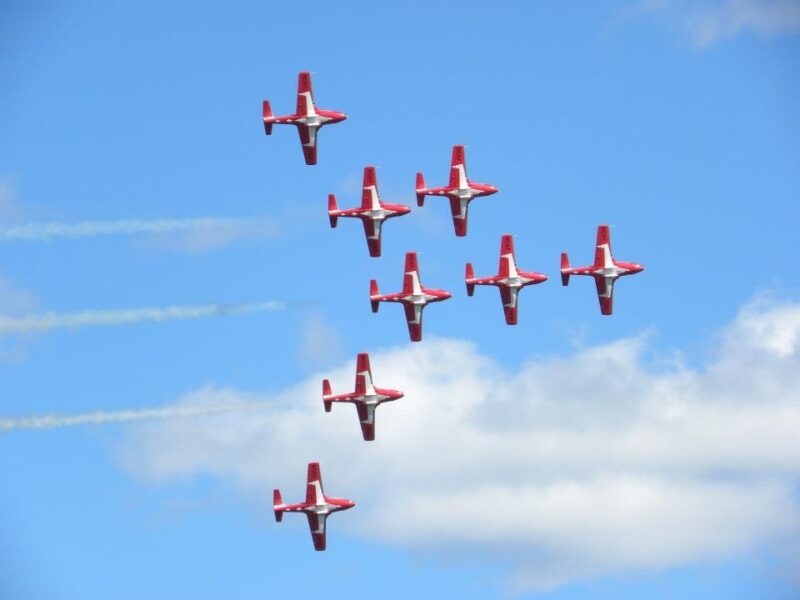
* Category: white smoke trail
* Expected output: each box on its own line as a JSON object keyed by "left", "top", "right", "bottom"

{"left": 0, "top": 301, "right": 287, "bottom": 334}
{"left": 0, "top": 217, "right": 258, "bottom": 242}
{"left": 0, "top": 402, "right": 270, "bottom": 432}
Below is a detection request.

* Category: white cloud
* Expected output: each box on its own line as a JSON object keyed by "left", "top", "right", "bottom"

{"left": 120, "top": 298, "right": 800, "bottom": 590}
{"left": 633, "top": 0, "right": 800, "bottom": 48}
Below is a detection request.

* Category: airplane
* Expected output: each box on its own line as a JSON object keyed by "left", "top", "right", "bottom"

{"left": 415, "top": 145, "right": 499, "bottom": 237}
{"left": 466, "top": 234, "right": 548, "bottom": 325}
{"left": 328, "top": 166, "right": 412, "bottom": 257}
{"left": 560, "top": 224, "right": 644, "bottom": 315}
{"left": 262, "top": 71, "right": 347, "bottom": 165}
{"left": 370, "top": 252, "right": 452, "bottom": 342}
{"left": 322, "top": 352, "right": 404, "bottom": 441}
{"left": 273, "top": 462, "right": 355, "bottom": 551}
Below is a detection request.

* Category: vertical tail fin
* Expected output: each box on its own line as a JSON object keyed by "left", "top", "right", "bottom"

{"left": 415, "top": 172, "right": 426, "bottom": 206}
{"left": 322, "top": 379, "right": 333, "bottom": 412}
{"left": 328, "top": 194, "right": 339, "bottom": 228}
{"left": 561, "top": 252, "right": 571, "bottom": 286}
{"left": 465, "top": 263, "right": 476, "bottom": 296}
{"left": 262, "top": 101, "right": 273, "bottom": 135}
{"left": 273, "top": 489, "right": 284, "bottom": 522}
{"left": 370, "top": 280, "right": 380, "bottom": 312}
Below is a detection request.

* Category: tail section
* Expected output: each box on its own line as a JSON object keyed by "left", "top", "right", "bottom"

{"left": 273, "top": 489, "right": 284, "bottom": 522}
{"left": 560, "top": 252, "right": 571, "bottom": 286}
{"left": 262, "top": 101, "right": 274, "bottom": 135}
{"left": 322, "top": 379, "right": 333, "bottom": 412}
{"left": 415, "top": 172, "right": 426, "bottom": 206}
{"left": 370, "top": 279, "right": 380, "bottom": 312}
{"left": 328, "top": 194, "right": 339, "bottom": 228}
{"left": 465, "top": 263, "right": 476, "bottom": 296}
{"left": 306, "top": 462, "right": 323, "bottom": 505}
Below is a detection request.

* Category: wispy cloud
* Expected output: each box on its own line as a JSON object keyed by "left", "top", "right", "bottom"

{"left": 0, "top": 177, "right": 27, "bottom": 223}
{"left": 297, "top": 311, "right": 344, "bottom": 368}
{"left": 0, "top": 217, "right": 275, "bottom": 243}
{"left": 632, "top": 0, "right": 800, "bottom": 48}
{"left": 0, "top": 301, "right": 287, "bottom": 334}
{"left": 0, "top": 396, "right": 270, "bottom": 433}
{"left": 122, "top": 298, "right": 800, "bottom": 590}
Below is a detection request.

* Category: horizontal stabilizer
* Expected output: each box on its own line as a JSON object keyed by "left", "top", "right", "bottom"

{"left": 273, "top": 489, "right": 284, "bottom": 522}
{"left": 327, "top": 194, "right": 338, "bottom": 228}
{"left": 370, "top": 280, "right": 380, "bottom": 312}
{"left": 262, "top": 100, "right": 273, "bottom": 135}
{"left": 465, "top": 263, "right": 475, "bottom": 296}
{"left": 560, "top": 252, "right": 570, "bottom": 286}
{"left": 415, "top": 173, "right": 426, "bottom": 206}
{"left": 322, "top": 379, "right": 332, "bottom": 413}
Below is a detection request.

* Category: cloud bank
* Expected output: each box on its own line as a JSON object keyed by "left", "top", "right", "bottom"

{"left": 121, "top": 298, "right": 800, "bottom": 590}
{"left": 0, "top": 301, "right": 287, "bottom": 334}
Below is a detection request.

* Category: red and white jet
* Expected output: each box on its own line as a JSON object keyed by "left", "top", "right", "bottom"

{"left": 262, "top": 72, "right": 347, "bottom": 165}
{"left": 466, "top": 234, "right": 548, "bottom": 325}
{"left": 561, "top": 225, "right": 644, "bottom": 315}
{"left": 370, "top": 252, "right": 452, "bottom": 342}
{"left": 273, "top": 462, "right": 355, "bottom": 551}
{"left": 415, "top": 145, "right": 498, "bottom": 237}
{"left": 322, "top": 352, "right": 404, "bottom": 441}
{"left": 328, "top": 166, "right": 412, "bottom": 257}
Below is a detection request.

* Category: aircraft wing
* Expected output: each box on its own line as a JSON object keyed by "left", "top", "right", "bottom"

{"left": 403, "top": 303, "right": 423, "bottom": 342}
{"left": 448, "top": 196, "right": 469, "bottom": 237}
{"left": 448, "top": 145, "right": 467, "bottom": 188}
{"left": 595, "top": 277, "right": 614, "bottom": 315}
{"left": 297, "top": 125, "right": 318, "bottom": 165}
{"left": 306, "top": 512, "right": 327, "bottom": 551}
{"left": 355, "top": 402, "right": 377, "bottom": 441}
{"left": 296, "top": 72, "right": 314, "bottom": 115}
{"left": 499, "top": 286, "right": 519, "bottom": 325}
{"left": 361, "top": 218, "right": 382, "bottom": 257}
{"left": 593, "top": 225, "right": 613, "bottom": 268}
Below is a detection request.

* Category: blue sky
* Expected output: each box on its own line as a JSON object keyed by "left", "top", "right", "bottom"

{"left": 1, "top": 1, "right": 799, "bottom": 598}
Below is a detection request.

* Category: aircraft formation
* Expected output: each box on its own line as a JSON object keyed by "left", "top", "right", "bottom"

{"left": 264, "top": 72, "right": 645, "bottom": 550}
